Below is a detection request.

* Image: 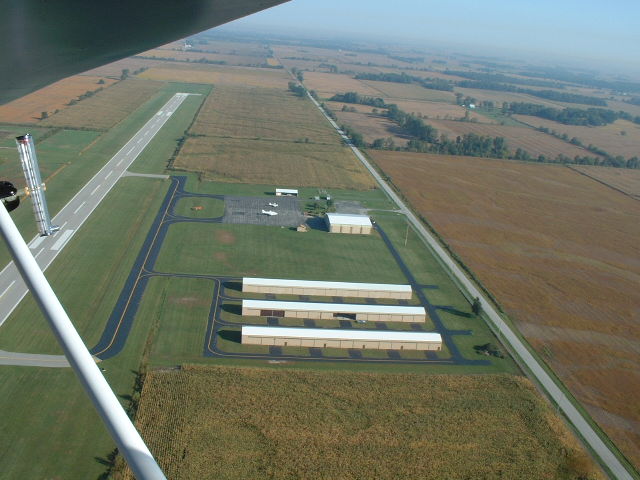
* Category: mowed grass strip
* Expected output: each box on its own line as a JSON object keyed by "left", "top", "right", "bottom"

{"left": 191, "top": 85, "right": 340, "bottom": 144}
{"left": 155, "top": 222, "right": 405, "bottom": 283}
{"left": 42, "top": 78, "right": 164, "bottom": 130}
{"left": 117, "top": 366, "right": 602, "bottom": 480}
{"left": 174, "top": 136, "right": 375, "bottom": 189}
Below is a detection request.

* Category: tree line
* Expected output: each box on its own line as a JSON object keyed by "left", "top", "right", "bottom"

{"left": 354, "top": 72, "right": 454, "bottom": 91}
{"left": 504, "top": 102, "right": 640, "bottom": 126}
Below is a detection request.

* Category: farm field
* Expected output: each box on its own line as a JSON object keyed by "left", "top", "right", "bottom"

{"left": 0, "top": 75, "right": 117, "bottom": 123}
{"left": 174, "top": 135, "right": 374, "bottom": 188}
{"left": 81, "top": 57, "right": 168, "bottom": 78}
{"left": 117, "top": 366, "right": 601, "bottom": 480}
{"left": 454, "top": 87, "right": 570, "bottom": 109}
{"left": 371, "top": 151, "right": 640, "bottom": 468}
{"left": 362, "top": 79, "right": 456, "bottom": 102}
{"left": 41, "top": 78, "right": 164, "bottom": 130}
{"left": 138, "top": 48, "right": 267, "bottom": 66}
{"left": 302, "top": 72, "right": 382, "bottom": 98}
{"left": 571, "top": 165, "right": 640, "bottom": 199}
{"left": 426, "top": 119, "right": 593, "bottom": 158}
{"left": 139, "top": 63, "right": 289, "bottom": 88}
{"left": 513, "top": 115, "right": 640, "bottom": 159}
{"left": 333, "top": 109, "right": 410, "bottom": 146}
{"left": 389, "top": 99, "right": 490, "bottom": 121}
{"left": 191, "top": 85, "right": 339, "bottom": 143}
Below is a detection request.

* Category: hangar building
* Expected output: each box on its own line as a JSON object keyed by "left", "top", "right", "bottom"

{"left": 241, "top": 299, "right": 426, "bottom": 322}
{"left": 275, "top": 188, "right": 298, "bottom": 196}
{"left": 325, "top": 213, "right": 372, "bottom": 234}
{"left": 241, "top": 326, "right": 442, "bottom": 351}
{"left": 242, "top": 277, "right": 412, "bottom": 299}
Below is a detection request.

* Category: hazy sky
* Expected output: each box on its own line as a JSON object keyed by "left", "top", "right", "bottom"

{"left": 225, "top": 0, "right": 640, "bottom": 73}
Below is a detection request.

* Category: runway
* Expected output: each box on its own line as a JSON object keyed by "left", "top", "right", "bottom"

{"left": 0, "top": 93, "right": 190, "bottom": 333}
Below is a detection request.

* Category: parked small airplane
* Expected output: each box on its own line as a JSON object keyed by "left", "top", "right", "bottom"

{"left": 268, "top": 202, "right": 278, "bottom": 207}
{"left": 261, "top": 209, "right": 278, "bottom": 216}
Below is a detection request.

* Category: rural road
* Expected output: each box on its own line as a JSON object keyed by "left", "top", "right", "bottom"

{"left": 0, "top": 92, "right": 190, "bottom": 365}
{"left": 306, "top": 90, "right": 635, "bottom": 480}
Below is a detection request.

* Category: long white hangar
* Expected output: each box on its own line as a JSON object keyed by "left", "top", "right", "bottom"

{"left": 242, "top": 277, "right": 413, "bottom": 300}
{"left": 241, "top": 299, "right": 426, "bottom": 323}
{"left": 242, "top": 326, "right": 442, "bottom": 351}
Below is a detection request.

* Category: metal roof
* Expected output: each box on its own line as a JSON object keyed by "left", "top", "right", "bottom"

{"left": 242, "top": 299, "right": 425, "bottom": 315}
{"left": 325, "top": 213, "right": 372, "bottom": 227}
{"left": 243, "top": 277, "right": 412, "bottom": 293}
{"left": 276, "top": 188, "right": 298, "bottom": 193}
{"left": 242, "top": 326, "right": 442, "bottom": 343}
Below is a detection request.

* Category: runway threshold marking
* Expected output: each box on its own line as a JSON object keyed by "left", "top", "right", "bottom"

{"left": 51, "top": 230, "right": 74, "bottom": 251}
{"left": 0, "top": 280, "right": 16, "bottom": 299}
{"left": 30, "top": 236, "right": 46, "bottom": 249}
{"left": 73, "top": 201, "right": 86, "bottom": 214}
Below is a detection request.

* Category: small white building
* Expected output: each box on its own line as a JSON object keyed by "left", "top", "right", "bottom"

{"left": 241, "top": 326, "right": 442, "bottom": 351}
{"left": 325, "top": 213, "right": 372, "bottom": 234}
{"left": 275, "top": 188, "right": 298, "bottom": 196}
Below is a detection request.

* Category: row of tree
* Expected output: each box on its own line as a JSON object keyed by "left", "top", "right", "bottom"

{"left": 354, "top": 72, "right": 454, "bottom": 91}
{"left": 504, "top": 102, "right": 640, "bottom": 126}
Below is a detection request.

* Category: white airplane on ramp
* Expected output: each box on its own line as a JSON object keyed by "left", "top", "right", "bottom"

{"left": 268, "top": 202, "right": 278, "bottom": 207}
{"left": 261, "top": 209, "right": 278, "bottom": 216}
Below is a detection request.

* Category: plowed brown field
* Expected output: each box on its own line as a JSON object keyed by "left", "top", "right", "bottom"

{"left": 371, "top": 151, "right": 640, "bottom": 468}
{"left": 571, "top": 165, "right": 640, "bottom": 199}
{"left": 0, "top": 75, "right": 116, "bottom": 123}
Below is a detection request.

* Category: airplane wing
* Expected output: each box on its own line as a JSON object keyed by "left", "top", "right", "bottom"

{"left": 0, "top": 0, "right": 290, "bottom": 105}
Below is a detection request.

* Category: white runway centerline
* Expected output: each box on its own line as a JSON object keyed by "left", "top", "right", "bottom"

{"left": 73, "top": 201, "right": 86, "bottom": 214}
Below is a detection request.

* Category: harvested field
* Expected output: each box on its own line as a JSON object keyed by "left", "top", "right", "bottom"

{"left": 117, "top": 366, "right": 601, "bottom": 480}
{"left": 427, "top": 119, "right": 593, "bottom": 159}
{"left": 139, "top": 64, "right": 288, "bottom": 88}
{"left": 41, "top": 78, "right": 164, "bottom": 130}
{"left": 191, "top": 85, "right": 339, "bottom": 143}
{"left": 80, "top": 57, "right": 167, "bottom": 78}
{"left": 390, "top": 99, "right": 490, "bottom": 122}
{"left": 0, "top": 75, "right": 117, "bottom": 124}
{"left": 302, "top": 72, "right": 381, "bottom": 99}
{"left": 138, "top": 48, "right": 266, "bottom": 66}
{"left": 371, "top": 151, "right": 640, "bottom": 468}
{"left": 513, "top": 115, "right": 640, "bottom": 159}
{"left": 571, "top": 165, "right": 640, "bottom": 199}
{"left": 362, "top": 80, "right": 456, "bottom": 102}
{"left": 327, "top": 106, "right": 409, "bottom": 147}
{"left": 187, "top": 40, "right": 268, "bottom": 57}
{"left": 174, "top": 136, "right": 375, "bottom": 189}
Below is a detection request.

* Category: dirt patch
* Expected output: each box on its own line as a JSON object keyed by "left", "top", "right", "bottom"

{"left": 215, "top": 231, "right": 235, "bottom": 245}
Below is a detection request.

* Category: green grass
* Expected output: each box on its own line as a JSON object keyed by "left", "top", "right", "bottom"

{"left": 155, "top": 222, "right": 407, "bottom": 282}
{"left": 474, "top": 107, "right": 525, "bottom": 126}
{"left": 0, "top": 177, "right": 168, "bottom": 353}
{"left": 142, "top": 276, "right": 215, "bottom": 365}
{"left": 173, "top": 196, "right": 225, "bottom": 218}
{"left": 0, "top": 82, "right": 207, "bottom": 267}
{"left": 0, "top": 177, "right": 170, "bottom": 480}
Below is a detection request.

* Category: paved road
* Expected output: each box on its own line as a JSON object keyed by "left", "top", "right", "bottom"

{"left": 306, "top": 90, "right": 635, "bottom": 480}
{"left": 0, "top": 93, "right": 190, "bottom": 366}
{"left": 0, "top": 349, "right": 70, "bottom": 367}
